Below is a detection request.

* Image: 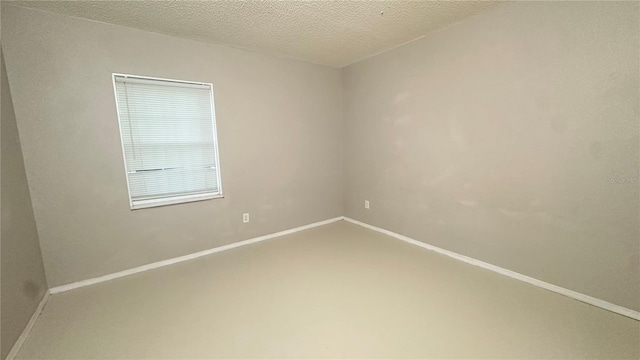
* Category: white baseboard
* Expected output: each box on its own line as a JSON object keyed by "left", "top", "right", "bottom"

{"left": 343, "top": 217, "right": 640, "bottom": 321}
{"left": 6, "top": 290, "right": 50, "bottom": 360}
{"left": 40, "top": 215, "right": 640, "bottom": 322}
{"left": 50, "top": 216, "right": 344, "bottom": 295}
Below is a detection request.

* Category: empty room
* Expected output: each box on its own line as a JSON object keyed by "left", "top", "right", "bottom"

{"left": 1, "top": 1, "right": 638, "bottom": 359}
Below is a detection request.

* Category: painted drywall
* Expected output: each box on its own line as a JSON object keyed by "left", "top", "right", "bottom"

{"left": 343, "top": 1, "right": 639, "bottom": 311}
{"left": 1, "top": 49, "right": 49, "bottom": 359}
{"left": 1, "top": 5, "right": 343, "bottom": 287}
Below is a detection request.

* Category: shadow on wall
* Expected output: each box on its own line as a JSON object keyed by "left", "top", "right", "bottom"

{"left": 1, "top": 48, "right": 49, "bottom": 359}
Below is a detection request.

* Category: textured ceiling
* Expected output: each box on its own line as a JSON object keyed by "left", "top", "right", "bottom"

{"left": 8, "top": 1, "right": 501, "bottom": 67}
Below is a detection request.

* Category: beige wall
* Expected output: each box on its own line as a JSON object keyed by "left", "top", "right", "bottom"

{"left": 1, "top": 49, "right": 49, "bottom": 359}
{"left": 343, "top": 1, "right": 639, "bottom": 311}
{"left": 1, "top": 5, "right": 343, "bottom": 287}
{"left": 2, "top": 1, "right": 638, "bottom": 315}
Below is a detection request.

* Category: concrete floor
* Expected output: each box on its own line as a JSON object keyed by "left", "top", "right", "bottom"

{"left": 17, "top": 220, "right": 640, "bottom": 359}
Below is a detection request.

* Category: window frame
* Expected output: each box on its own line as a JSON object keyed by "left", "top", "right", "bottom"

{"left": 111, "top": 73, "right": 224, "bottom": 210}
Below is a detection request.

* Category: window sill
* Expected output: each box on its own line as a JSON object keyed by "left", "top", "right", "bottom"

{"left": 131, "top": 193, "right": 224, "bottom": 210}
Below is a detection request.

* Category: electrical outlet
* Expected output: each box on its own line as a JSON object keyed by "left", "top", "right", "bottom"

{"left": 364, "top": 200, "right": 370, "bottom": 209}
{"left": 243, "top": 213, "right": 250, "bottom": 223}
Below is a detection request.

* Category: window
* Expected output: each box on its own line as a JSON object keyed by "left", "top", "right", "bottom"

{"left": 112, "top": 74, "right": 222, "bottom": 209}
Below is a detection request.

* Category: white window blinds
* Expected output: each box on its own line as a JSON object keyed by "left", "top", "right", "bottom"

{"left": 113, "top": 74, "right": 222, "bottom": 209}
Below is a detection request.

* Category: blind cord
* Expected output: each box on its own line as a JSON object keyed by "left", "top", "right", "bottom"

{"left": 123, "top": 82, "right": 137, "bottom": 159}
